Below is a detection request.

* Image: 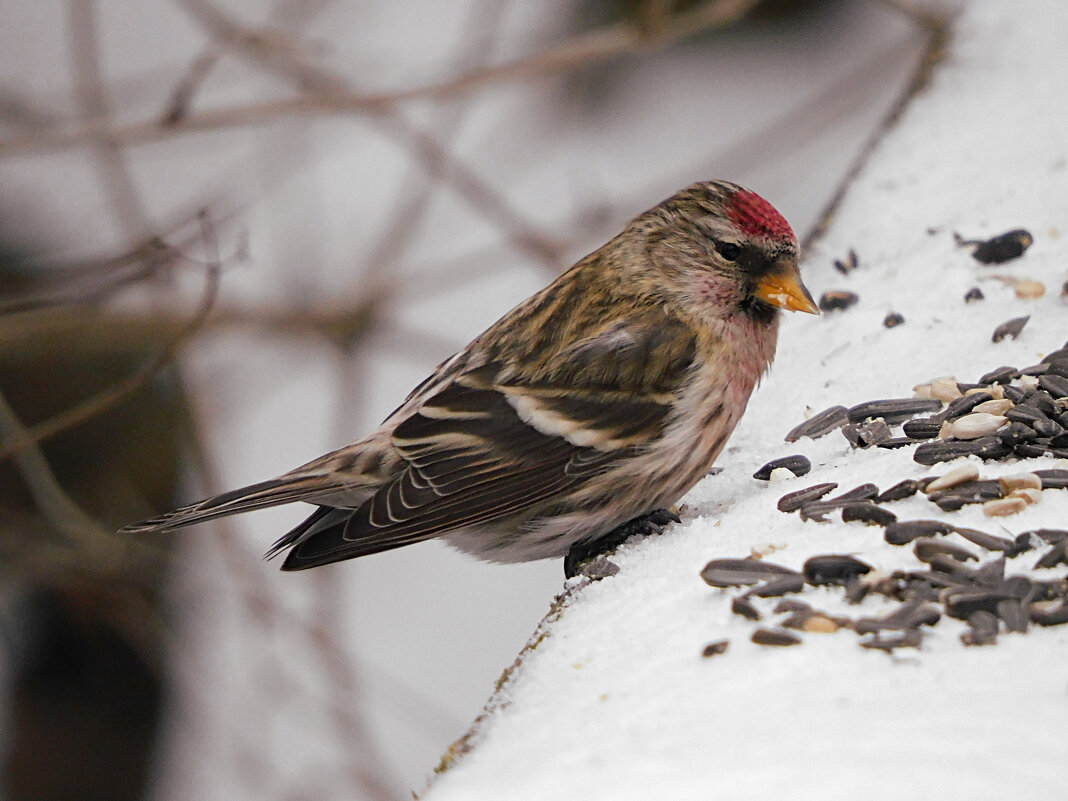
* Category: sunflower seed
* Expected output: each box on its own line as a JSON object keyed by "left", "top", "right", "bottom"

{"left": 943, "top": 589, "right": 1008, "bottom": 619}
{"left": 914, "top": 537, "right": 979, "bottom": 563}
{"left": 702, "top": 640, "right": 730, "bottom": 657}
{"left": 983, "top": 497, "right": 1028, "bottom": 517}
{"left": 964, "top": 286, "right": 985, "bottom": 303}
{"left": 928, "top": 378, "right": 962, "bottom": 402}
{"left": 1034, "top": 469, "right": 1068, "bottom": 489}
{"left": 843, "top": 419, "right": 892, "bottom": 448}
{"left": 834, "top": 249, "right": 859, "bottom": 275}
{"left": 841, "top": 503, "right": 897, "bottom": 526}
{"left": 992, "top": 315, "right": 1029, "bottom": 342}
{"left": 971, "top": 399, "right": 1013, "bottom": 415}
{"left": 753, "top": 455, "right": 811, "bottom": 480}
{"left": 773, "top": 599, "right": 811, "bottom": 614}
{"left": 819, "top": 290, "right": 859, "bottom": 312}
{"left": 940, "top": 413, "right": 1009, "bottom": 439}
{"left": 951, "top": 526, "right": 1015, "bottom": 553}
{"left": 913, "top": 436, "right": 1011, "bottom": 465}
{"left": 751, "top": 628, "right": 802, "bottom": 647}
{"left": 924, "top": 464, "right": 980, "bottom": 493}
{"left": 803, "top": 554, "right": 873, "bottom": 585}
{"left": 962, "top": 611, "right": 999, "bottom": 646}
{"left": 860, "top": 630, "right": 924, "bottom": 651}
{"left": 848, "top": 398, "right": 942, "bottom": 424}
{"left": 945, "top": 392, "right": 995, "bottom": 418}
{"left": 903, "top": 417, "right": 942, "bottom": 439}
{"left": 883, "top": 312, "right": 905, "bottom": 328}
{"left": 785, "top": 405, "right": 849, "bottom": 442}
{"left": 884, "top": 519, "right": 951, "bottom": 545}
{"left": 744, "top": 574, "right": 806, "bottom": 598}
{"left": 876, "top": 479, "right": 921, "bottom": 503}
{"left": 1020, "top": 389, "right": 1058, "bottom": 415}
{"left": 960, "top": 228, "right": 1033, "bottom": 264}
{"left": 1038, "top": 374, "right": 1068, "bottom": 398}
{"left": 979, "top": 366, "right": 1017, "bottom": 385}
{"left": 1030, "top": 601, "right": 1068, "bottom": 626}
{"left": 1008, "top": 488, "right": 1042, "bottom": 505}
{"left": 830, "top": 483, "right": 881, "bottom": 503}
{"left": 700, "top": 558, "right": 801, "bottom": 588}
{"left": 777, "top": 482, "right": 838, "bottom": 513}
{"left": 998, "top": 422, "right": 1038, "bottom": 447}
{"left": 801, "top": 614, "right": 839, "bottom": 633}
{"left": 1017, "top": 363, "right": 1050, "bottom": 376}
{"left": 731, "top": 596, "right": 762, "bottom": 621}
{"left": 1033, "top": 542, "right": 1068, "bottom": 569}
{"left": 996, "top": 599, "right": 1029, "bottom": 632}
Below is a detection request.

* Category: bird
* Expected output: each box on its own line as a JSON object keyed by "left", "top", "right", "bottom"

{"left": 121, "top": 180, "right": 818, "bottom": 575}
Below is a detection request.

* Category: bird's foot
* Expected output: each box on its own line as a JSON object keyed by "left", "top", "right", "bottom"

{"left": 564, "top": 508, "right": 681, "bottom": 579}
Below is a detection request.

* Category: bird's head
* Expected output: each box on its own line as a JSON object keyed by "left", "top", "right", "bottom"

{"left": 640, "top": 180, "right": 818, "bottom": 323}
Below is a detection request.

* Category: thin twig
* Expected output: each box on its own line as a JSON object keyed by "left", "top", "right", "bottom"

{"left": 0, "top": 213, "right": 224, "bottom": 464}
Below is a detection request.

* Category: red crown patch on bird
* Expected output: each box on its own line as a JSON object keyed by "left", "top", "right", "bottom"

{"left": 727, "top": 189, "right": 795, "bottom": 241}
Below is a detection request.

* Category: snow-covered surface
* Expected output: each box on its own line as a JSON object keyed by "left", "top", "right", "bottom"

{"left": 424, "top": 5, "right": 1068, "bottom": 799}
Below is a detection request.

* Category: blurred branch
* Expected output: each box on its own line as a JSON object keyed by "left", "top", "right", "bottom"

{"left": 0, "top": 212, "right": 224, "bottom": 465}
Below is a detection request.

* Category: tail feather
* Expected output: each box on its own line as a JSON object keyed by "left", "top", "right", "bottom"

{"left": 119, "top": 476, "right": 333, "bottom": 535}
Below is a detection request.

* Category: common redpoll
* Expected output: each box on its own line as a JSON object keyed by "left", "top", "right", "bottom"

{"left": 122, "top": 180, "right": 817, "bottom": 573}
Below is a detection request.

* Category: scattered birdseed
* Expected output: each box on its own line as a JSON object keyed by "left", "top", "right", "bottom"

{"left": 819, "top": 290, "right": 860, "bottom": 312}
{"left": 883, "top": 312, "right": 905, "bottom": 328}
{"left": 777, "top": 482, "right": 838, "bottom": 513}
{"left": 884, "top": 519, "right": 951, "bottom": 545}
{"left": 700, "top": 558, "right": 800, "bottom": 588}
{"left": 834, "top": 249, "right": 859, "bottom": 275}
{"left": 876, "top": 479, "right": 921, "bottom": 503}
{"left": 841, "top": 503, "right": 897, "bottom": 526}
{"left": 924, "top": 464, "right": 980, "bottom": 493}
{"left": 731, "top": 596, "right": 762, "bottom": 621}
{"left": 751, "top": 628, "right": 802, "bottom": 647}
{"left": 753, "top": 455, "right": 811, "bottom": 480}
{"left": 992, "top": 315, "right": 1029, "bottom": 342}
{"left": 784, "top": 405, "right": 849, "bottom": 442}
{"left": 956, "top": 228, "right": 1033, "bottom": 264}
{"left": 983, "top": 497, "right": 1028, "bottom": 517}
{"left": 803, "top": 555, "right": 872, "bottom": 585}
{"left": 702, "top": 640, "right": 730, "bottom": 658}
{"left": 848, "top": 398, "right": 942, "bottom": 424}
{"left": 964, "top": 286, "right": 985, "bottom": 303}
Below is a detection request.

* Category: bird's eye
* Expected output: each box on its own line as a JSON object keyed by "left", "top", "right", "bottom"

{"left": 717, "top": 242, "right": 741, "bottom": 261}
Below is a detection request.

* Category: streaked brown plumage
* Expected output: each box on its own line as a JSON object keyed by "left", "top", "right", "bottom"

{"left": 121, "top": 180, "right": 817, "bottom": 570}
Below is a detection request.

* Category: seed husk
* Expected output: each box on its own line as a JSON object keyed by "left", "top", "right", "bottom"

{"left": 777, "top": 482, "right": 838, "bottom": 513}
{"left": 751, "top": 628, "right": 802, "bottom": 647}
{"left": 841, "top": 503, "right": 897, "bottom": 526}
{"left": 992, "top": 315, "right": 1029, "bottom": 342}
{"left": 959, "top": 228, "right": 1033, "bottom": 264}
{"left": 844, "top": 419, "right": 893, "bottom": 448}
{"left": 914, "top": 537, "right": 979, "bottom": 563}
{"left": 951, "top": 526, "right": 1016, "bottom": 553}
{"left": 979, "top": 366, "right": 1017, "bottom": 385}
{"left": 1030, "top": 601, "right": 1068, "bottom": 626}
{"left": 883, "top": 312, "right": 905, "bottom": 328}
{"left": 731, "top": 596, "right": 762, "bottom": 621}
{"left": 819, "top": 290, "right": 859, "bottom": 312}
{"left": 753, "top": 454, "right": 811, "bottom": 481}
{"left": 876, "top": 437, "right": 915, "bottom": 449}
{"left": 1033, "top": 542, "right": 1068, "bottom": 570}
{"left": 785, "top": 405, "right": 849, "bottom": 442}
{"left": 943, "top": 589, "right": 1009, "bottom": 619}
{"left": 773, "top": 599, "right": 812, "bottom": 614}
{"left": 876, "top": 479, "right": 921, "bottom": 503}
{"left": 1034, "top": 469, "right": 1068, "bottom": 489}
{"left": 996, "top": 598, "right": 1029, "bottom": 632}
{"left": 803, "top": 554, "right": 873, "bottom": 585}
{"left": 924, "top": 464, "right": 980, "bottom": 493}
{"left": 884, "top": 519, "right": 951, "bottom": 545}
{"left": 983, "top": 497, "right": 1028, "bottom": 517}
{"left": 701, "top": 558, "right": 801, "bottom": 588}
{"left": 962, "top": 610, "right": 999, "bottom": 646}
{"left": 744, "top": 574, "right": 806, "bottom": 598}
{"left": 964, "top": 286, "right": 985, "bottom": 303}
{"left": 702, "top": 640, "right": 730, "bottom": 658}
{"left": 834, "top": 249, "right": 859, "bottom": 275}
{"left": 848, "top": 398, "right": 942, "bottom": 424}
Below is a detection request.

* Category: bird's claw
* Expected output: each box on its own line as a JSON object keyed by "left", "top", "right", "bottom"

{"left": 564, "top": 508, "right": 681, "bottom": 579}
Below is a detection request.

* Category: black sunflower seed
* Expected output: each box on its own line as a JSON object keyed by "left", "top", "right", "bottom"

{"left": 744, "top": 574, "right": 806, "bottom": 598}
{"left": 1033, "top": 542, "right": 1068, "bottom": 570}
{"left": 1003, "top": 385, "right": 1030, "bottom": 403}
{"left": 702, "top": 640, "right": 730, "bottom": 658}
{"left": 1038, "top": 374, "right": 1068, "bottom": 398}
{"left": 1030, "top": 601, "right": 1068, "bottom": 627}
{"left": 913, "top": 436, "right": 1012, "bottom": 465}
{"left": 731, "top": 596, "right": 762, "bottom": 621}
{"left": 841, "top": 503, "right": 897, "bottom": 526}
{"left": 943, "top": 589, "right": 1009, "bottom": 619}
{"left": 996, "top": 598, "right": 1029, "bottom": 632}
{"left": 944, "top": 392, "right": 994, "bottom": 419}
{"left": 962, "top": 611, "right": 999, "bottom": 646}
{"left": 848, "top": 398, "right": 942, "bottom": 424}
{"left": 962, "top": 228, "right": 1033, "bottom": 264}
{"left": 1021, "top": 389, "right": 1058, "bottom": 416}
{"left": 914, "top": 537, "right": 979, "bottom": 563}
{"left": 992, "top": 315, "right": 1029, "bottom": 342}
{"left": 803, "top": 554, "right": 872, "bottom": 585}
{"left": 1017, "top": 363, "right": 1050, "bottom": 376}
{"left": 884, "top": 519, "right": 951, "bottom": 545}
{"left": 876, "top": 437, "right": 916, "bottom": 449}
{"left": 979, "top": 366, "right": 1017, "bottom": 385}
{"left": 860, "top": 630, "right": 923, "bottom": 651}
{"left": 753, "top": 455, "right": 811, "bottom": 480}
{"left": 876, "top": 479, "right": 921, "bottom": 503}
{"left": 999, "top": 422, "right": 1038, "bottom": 446}
{"left": 773, "top": 599, "right": 812, "bottom": 614}
{"left": 883, "top": 312, "right": 905, "bottom": 328}
{"left": 751, "top": 628, "right": 802, "bottom": 647}
{"left": 819, "top": 290, "right": 859, "bottom": 312}
{"left": 784, "top": 405, "right": 850, "bottom": 442}
{"left": 777, "top": 482, "right": 838, "bottom": 513}
{"left": 951, "top": 526, "right": 1015, "bottom": 553}
{"left": 700, "top": 558, "right": 800, "bottom": 588}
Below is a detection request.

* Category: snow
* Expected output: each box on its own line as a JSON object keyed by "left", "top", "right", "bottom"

{"left": 423, "top": 4, "right": 1068, "bottom": 799}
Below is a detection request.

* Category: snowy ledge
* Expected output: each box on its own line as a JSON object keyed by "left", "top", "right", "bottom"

{"left": 424, "top": 4, "right": 1068, "bottom": 799}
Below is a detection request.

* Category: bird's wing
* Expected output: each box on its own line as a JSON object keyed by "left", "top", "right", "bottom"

{"left": 280, "top": 314, "right": 696, "bottom": 569}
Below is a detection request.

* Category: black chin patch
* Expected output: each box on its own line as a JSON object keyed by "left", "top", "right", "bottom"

{"left": 739, "top": 295, "right": 777, "bottom": 325}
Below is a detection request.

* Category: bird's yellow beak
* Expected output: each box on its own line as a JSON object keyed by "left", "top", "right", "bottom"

{"left": 754, "top": 263, "right": 819, "bottom": 314}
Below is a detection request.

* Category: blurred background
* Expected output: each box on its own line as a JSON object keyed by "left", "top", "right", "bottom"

{"left": 0, "top": 1, "right": 943, "bottom": 798}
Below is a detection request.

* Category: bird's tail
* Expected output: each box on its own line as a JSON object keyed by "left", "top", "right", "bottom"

{"left": 118, "top": 475, "right": 336, "bottom": 535}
